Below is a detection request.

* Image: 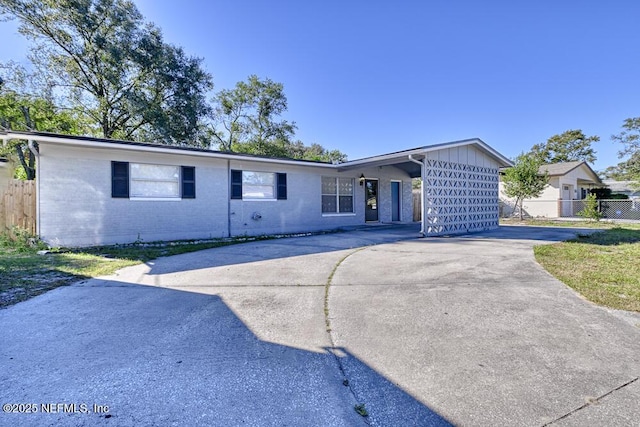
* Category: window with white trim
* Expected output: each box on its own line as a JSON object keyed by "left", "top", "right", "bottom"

{"left": 130, "top": 163, "right": 181, "bottom": 198}
{"left": 322, "top": 177, "right": 354, "bottom": 213}
{"left": 111, "top": 161, "right": 195, "bottom": 199}
{"left": 242, "top": 171, "right": 276, "bottom": 199}
{"left": 230, "top": 170, "right": 287, "bottom": 200}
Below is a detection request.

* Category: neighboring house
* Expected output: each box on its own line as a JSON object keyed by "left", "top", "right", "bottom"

{"left": 499, "top": 161, "right": 602, "bottom": 218}
{"left": 602, "top": 180, "right": 640, "bottom": 200}
{"left": 0, "top": 131, "right": 511, "bottom": 246}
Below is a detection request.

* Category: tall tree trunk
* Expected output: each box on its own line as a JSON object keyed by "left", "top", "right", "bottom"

{"left": 18, "top": 106, "right": 38, "bottom": 180}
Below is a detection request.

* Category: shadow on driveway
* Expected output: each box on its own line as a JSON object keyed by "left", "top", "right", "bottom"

{"left": 0, "top": 280, "right": 452, "bottom": 427}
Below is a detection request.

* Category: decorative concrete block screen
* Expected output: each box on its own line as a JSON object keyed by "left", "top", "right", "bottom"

{"left": 424, "top": 159, "right": 499, "bottom": 236}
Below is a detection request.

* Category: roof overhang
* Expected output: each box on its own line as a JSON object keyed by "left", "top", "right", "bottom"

{"left": 336, "top": 138, "right": 513, "bottom": 178}
{"left": 1, "top": 130, "right": 337, "bottom": 169}
{"left": 1, "top": 131, "right": 513, "bottom": 178}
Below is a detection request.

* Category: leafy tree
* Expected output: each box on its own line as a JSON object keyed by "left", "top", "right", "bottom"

{"left": 211, "top": 75, "right": 296, "bottom": 154}
{"left": 611, "top": 117, "right": 640, "bottom": 188}
{"left": 602, "top": 152, "right": 640, "bottom": 181}
{"left": 0, "top": 90, "right": 86, "bottom": 179}
{"left": 502, "top": 153, "right": 549, "bottom": 220}
{"left": 0, "top": 0, "right": 213, "bottom": 145}
{"left": 530, "top": 129, "right": 598, "bottom": 164}
{"left": 286, "top": 141, "right": 347, "bottom": 163}
{"left": 211, "top": 75, "right": 347, "bottom": 161}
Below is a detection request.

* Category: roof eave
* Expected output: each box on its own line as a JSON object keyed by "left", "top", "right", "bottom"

{"left": 338, "top": 138, "right": 513, "bottom": 169}
{"left": 4, "top": 131, "right": 337, "bottom": 169}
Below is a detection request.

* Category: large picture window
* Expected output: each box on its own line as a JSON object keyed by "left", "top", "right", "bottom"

{"left": 111, "top": 161, "right": 195, "bottom": 199}
{"left": 322, "top": 177, "right": 354, "bottom": 213}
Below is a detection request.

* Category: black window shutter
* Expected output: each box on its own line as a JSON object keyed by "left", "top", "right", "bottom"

{"left": 231, "top": 169, "right": 242, "bottom": 199}
{"left": 111, "top": 161, "right": 129, "bottom": 198}
{"left": 277, "top": 173, "right": 287, "bottom": 200}
{"left": 182, "top": 166, "right": 196, "bottom": 199}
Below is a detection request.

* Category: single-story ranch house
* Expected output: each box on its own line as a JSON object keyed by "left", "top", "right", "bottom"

{"left": 1, "top": 130, "right": 512, "bottom": 247}
{"left": 499, "top": 161, "right": 602, "bottom": 218}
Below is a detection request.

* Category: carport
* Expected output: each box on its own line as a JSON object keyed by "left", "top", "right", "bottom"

{"left": 337, "top": 138, "right": 513, "bottom": 236}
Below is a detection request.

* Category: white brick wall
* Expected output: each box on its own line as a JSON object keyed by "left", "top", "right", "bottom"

{"left": 38, "top": 145, "right": 228, "bottom": 246}
{"left": 38, "top": 145, "right": 415, "bottom": 246}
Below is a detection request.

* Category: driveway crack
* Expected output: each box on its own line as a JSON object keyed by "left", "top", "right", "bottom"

{"left": 542, "top": 377, "right": 639, "bottom": 426}
{"left": 323, "top": 247, "right": 371, "bottom": 424}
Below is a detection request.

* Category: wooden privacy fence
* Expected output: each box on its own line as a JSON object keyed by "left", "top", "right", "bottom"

{"left": 0, "top": 179, "right": 37, "bottom": 236}
{"left": 412, "top": 189, "right": 421, "bottom": 221}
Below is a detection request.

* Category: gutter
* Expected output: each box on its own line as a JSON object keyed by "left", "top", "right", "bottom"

{"left": 227, "top": 159, "right": 231, "bottom": 238}
{"left": 27, "top": 139, "right": 41, "bottom": 237}
{"left": 3, "top": 132, "right": 337, "bottom": 169}
{"left": 408, "top": 154, "right": 426, "bottom": 236}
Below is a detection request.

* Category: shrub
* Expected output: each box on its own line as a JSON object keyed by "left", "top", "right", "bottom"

{"left": 0, "top": 226, "right": 47, "bottom": 253}
{"left": 577, "top": 194, "right": 603, "bottom": 221}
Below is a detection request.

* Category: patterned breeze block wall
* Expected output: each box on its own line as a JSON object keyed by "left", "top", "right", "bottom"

{"left": 424, "top": 159, "right": 499, "bottom": 236}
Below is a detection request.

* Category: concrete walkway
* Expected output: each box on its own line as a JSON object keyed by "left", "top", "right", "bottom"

{"left": 1, "top": 225, "right": 638, "bottom": 426}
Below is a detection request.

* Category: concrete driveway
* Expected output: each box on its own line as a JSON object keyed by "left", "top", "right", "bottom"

{"left": 1, "top": 225, "right": 639, "bottom": 426}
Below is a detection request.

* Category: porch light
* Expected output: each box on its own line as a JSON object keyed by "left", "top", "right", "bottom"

{"left": 359, "top": 173, "right": 365, "bottom": 186}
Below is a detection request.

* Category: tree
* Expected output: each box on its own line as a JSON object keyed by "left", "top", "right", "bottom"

{"left": 611, "top": 117, "right": 640, "bottom": 188}
{"left": 530, "top": 129, "right": 598, "bottom": 164}
{"left": 0, "top": 0, "right": 213, "bottom": 145}
{"left": 0, "top": 91, "right": 86, "bottom": 179}
{"left": 502, "top": 153, "right": 549, "bottom": 220}
{"left": 602, "top": 152, "right": 640, "bottom": 181}
{"left": 211, "top": 75, "right": 296, "bottom": 154}
{"left": 210, "top": 75, "right": 347, "bottom": 161}
{"left": 286, "top": 141, "right": 347, "bottom": 163}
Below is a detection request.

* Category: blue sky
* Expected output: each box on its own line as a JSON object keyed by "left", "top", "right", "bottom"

{"left": 1, "top": 1, "right": 639, "bottom": 171}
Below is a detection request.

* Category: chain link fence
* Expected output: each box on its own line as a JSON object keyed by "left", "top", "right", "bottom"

{"left": 566, "top": 199, "right": 640, "bottom": 220}
{"left": 500, "top": 199, "right": 640, "bottom": 220}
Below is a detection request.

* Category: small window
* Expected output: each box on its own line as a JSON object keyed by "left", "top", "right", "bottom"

{"left": 231, "top": 170, "right": 287, "bottom": 200}
{"left": 322, "top": 177, "right": 354, "bottom": 213}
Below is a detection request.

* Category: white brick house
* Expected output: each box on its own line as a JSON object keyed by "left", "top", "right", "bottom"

{"left": 1, "top": 131, "right": 511, "bottom": 246}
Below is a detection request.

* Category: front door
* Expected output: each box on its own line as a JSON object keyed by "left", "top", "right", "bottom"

{"left": 391, "top": 181, "right": 401, "bottom": 221}
{"left": 562, "top": 185, "right": 573, "bottom": 216}
{"left": 365, "top": 179, "right": 379, "bottom": 222}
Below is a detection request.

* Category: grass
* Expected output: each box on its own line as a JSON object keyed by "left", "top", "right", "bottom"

{"left": 500, "top": 217, "right": 640, "bottom": 229}
{"left": 534, "top": 225, "right": 640, "bottom": 312}
{"left": 0, "top": 230, "right": 305, "bottom": 309}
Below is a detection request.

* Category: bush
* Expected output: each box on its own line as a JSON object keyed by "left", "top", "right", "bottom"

{"left": 577, "top": 194, "right": 603, "bottom": 221}
{"left": 0, "top": 226, "right": 47, "bottom": 253}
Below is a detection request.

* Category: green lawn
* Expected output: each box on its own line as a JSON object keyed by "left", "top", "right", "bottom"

{"left": 0, "top": 233, "right": 288, "bottom": 308}
{"left": 533, "top": 225, "right": 640, "bottom": 312}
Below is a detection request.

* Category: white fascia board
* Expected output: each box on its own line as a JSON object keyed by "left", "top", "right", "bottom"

{"left": 5, "top": 132, "right": 336, "bottom": 169}
{"left": 336, "top": 148, "right": 427, "bottom": 169}
{"left": 339, "top": 138, "right": 514, "bottom": 168}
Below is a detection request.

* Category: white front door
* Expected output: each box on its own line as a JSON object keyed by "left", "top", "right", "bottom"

{"left": 562, "top": 185, "right": 573, "bottom": 216}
